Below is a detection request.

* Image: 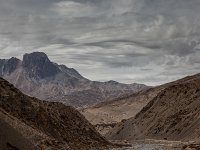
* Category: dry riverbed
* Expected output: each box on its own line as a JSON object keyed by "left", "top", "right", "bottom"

{"left": 109, "top": 139, "right": 198, "bottom": 150}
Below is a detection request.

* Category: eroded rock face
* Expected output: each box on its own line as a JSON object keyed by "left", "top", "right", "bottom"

{"left": 0, "top": 77, "right": 113, "bottom": 150}
{"left": 22, "top": 52, "right": 60, "bottom": 79}
{"left": 0, "top": 52, "right": 148, "bottom": 107}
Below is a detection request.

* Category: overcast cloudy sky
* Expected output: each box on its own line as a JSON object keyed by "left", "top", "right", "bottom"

{"left": 1, "top": 0, "right": 200, "bottom": 85}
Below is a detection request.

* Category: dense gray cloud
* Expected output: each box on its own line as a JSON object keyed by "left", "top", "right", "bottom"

{"left": 1, "top": 0, "right": 200, "bottom": 85}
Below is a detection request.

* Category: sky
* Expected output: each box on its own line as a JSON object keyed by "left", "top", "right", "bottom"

{"left": 1, "top": 0, "right": 200, "bottom": 85}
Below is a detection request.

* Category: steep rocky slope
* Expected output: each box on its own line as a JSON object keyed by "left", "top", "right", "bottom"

{"left": 107, "top": 73, "right": 200, "bottom": 142}
{"left": 82, "top": 74, "right": 200, "bottom": 136}
{"left": 0, "top": 77, "right": 114, "bottom": 150}
{"left": 81, "top": 85, "right": 164, "bottom": 136}
{"left": 0, "top": 52, "right": 147, "bottom": 107}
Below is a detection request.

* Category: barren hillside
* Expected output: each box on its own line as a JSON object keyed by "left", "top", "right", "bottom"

{"left": 0, "top": 77, "right": 114, "bottom": 150}
{"left": 107, "top": 74, "right": 200, "bottom": 142}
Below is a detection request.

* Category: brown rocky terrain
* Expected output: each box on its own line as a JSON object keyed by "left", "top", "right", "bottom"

{"left": 81, "top": 79, "right": 177, "bottom": 135}
{"left": 107, "top": 73, "right": 200, "bottom": 143}
{"left": 81, "top": 87, "right": 161, "bottom": 135}
{"left": 0, "top": 77, "right": 115, "bottom": 150}
{"left": 81, "top": 87, "right": 162, "bottom": 125}
{"left": 82, "top": 73, "right": 200, "bottom": 136}
{"left": 0, "top": 52, "right": 148, "bottom": 107}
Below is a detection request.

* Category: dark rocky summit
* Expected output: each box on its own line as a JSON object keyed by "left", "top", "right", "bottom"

{"left": 22, "top": 52, "right": 60, "bottom": 79}
{"left": 0, "top": 52, "right": 148, "bottom": 107}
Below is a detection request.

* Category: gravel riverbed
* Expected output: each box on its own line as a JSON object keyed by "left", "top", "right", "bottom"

{"left": 110, "top": 144, "right": 164, "bottom": 150}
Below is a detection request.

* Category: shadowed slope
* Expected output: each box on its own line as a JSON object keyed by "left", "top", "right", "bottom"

{"left": 0, "top": 119, "right": 35, "bottom": 150}
{"left": 0, "top": 77, "right": 113, "bottom": 150}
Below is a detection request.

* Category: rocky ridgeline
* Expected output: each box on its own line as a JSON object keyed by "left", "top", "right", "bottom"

{"left": 0, "top": 52, "right": 148, "bottom": 107}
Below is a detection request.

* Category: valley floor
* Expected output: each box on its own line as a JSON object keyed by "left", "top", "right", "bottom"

{"left": 109, "top": 139, "right": 199, "bottom": 150}
{"left": 110, "top": 144, "right": 164, "bottom": 150}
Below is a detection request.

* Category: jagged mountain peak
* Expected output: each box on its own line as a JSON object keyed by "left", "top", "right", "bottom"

{"left": 0, "top": 57, "right": 21, "bottom": 76}
{"left": 22, "top": 52, "right": 50, "bottom": 67}
{"left": 22, "top": 52, "right": 60, "bottom": 79}
{"left": 23, "top": 51, "right": 48, "bottom": 60}
{"left": 9, "top": 57, "right": 21, "bottom": 62}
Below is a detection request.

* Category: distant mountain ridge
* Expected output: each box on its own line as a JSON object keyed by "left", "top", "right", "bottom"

{"left": 0, "top": 52, "right": 148, "bottom": 107}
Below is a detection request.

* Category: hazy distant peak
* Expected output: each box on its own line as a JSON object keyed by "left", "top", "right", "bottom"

{"left": 0, "top": 57, "right": 21, "bottom": 76}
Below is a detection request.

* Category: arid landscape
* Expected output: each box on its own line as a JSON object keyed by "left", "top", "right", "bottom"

{"left": 2, "top": 53, "right": 200, "bottom": 150}
{"left": 1, "top": 0, "right": 200, "bottom": 150}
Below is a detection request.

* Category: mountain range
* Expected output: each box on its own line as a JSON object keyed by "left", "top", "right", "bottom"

{"left": 0, "top": 52, "right": 148, "bottom": 107}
